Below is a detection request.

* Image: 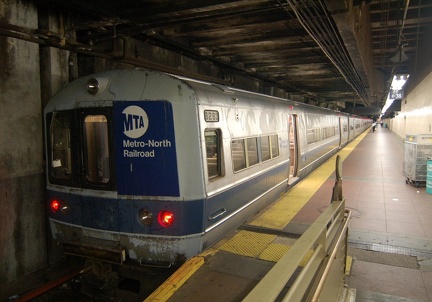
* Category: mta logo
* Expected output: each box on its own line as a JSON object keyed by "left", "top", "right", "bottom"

{"left": 122, "top": 105, "right": 149, "bottom": 139}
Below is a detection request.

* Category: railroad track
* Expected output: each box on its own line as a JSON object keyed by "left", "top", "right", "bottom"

{"left": 5, "top": 258, "right": 176, "bottom": 302}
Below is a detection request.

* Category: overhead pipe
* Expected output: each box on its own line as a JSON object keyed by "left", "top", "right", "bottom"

{"left": 0, "top": 20, "right": 320, "bottom": 100}
{"left": 0, "top": 21, "right": 230, "bottom": 85}
{"left": 288, "top": 0, "right": 368, "bottom": 101}
{"left": 285, "top": 0, "right": 370, "bottom": 106}
{"left": 398, "top": 0, "right": 410, "bottom": 47}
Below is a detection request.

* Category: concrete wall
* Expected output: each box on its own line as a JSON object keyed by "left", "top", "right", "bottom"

{"left": 389, "top": 72, "right": 432, "bottom": 139}
{"left": 0, "top": 0, "right": 46, "bottom": 285}
{"left": 385, "top": 28, "right": 432, "bottom": 140}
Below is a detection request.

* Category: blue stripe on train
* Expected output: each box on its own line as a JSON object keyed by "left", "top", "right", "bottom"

{"left": 46, "top": 162, "right": 288, "bottom": 237}
{"left": 47, "top": 190, "right": 204, "bottom": 235}
{"left": 205, "top": 162, "right": 289, "bottom": 229}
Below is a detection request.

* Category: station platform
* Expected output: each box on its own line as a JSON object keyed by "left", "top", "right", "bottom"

{"left": 147, "top": 126, "right": 432, "bottom": 302}
{"left": 292, "top": 126, "right": 432, "bottom": 302}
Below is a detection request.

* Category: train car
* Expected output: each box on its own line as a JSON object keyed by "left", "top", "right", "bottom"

{"left": 44, "top": 68, "right": 370, "bottom": 273}
{"left": 348, "top": 115, "right": 371, "bottom": 140}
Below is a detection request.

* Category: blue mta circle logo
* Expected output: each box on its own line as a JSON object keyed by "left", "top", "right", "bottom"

{"left": 122, "top": 106, "right": 149, "bottom": 139}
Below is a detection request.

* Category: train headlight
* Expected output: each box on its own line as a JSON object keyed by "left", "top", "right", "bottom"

{"left": 158, "top": 211, "right": 174, "bottom": 227}
{"left": 139, "top": 209, "right": 153, "bottom": 226}
{"left": 86, "top": 78, "right": 99, "bottom": 94}
{"left": 60, "top": 201, "right": 70, "bottom": 213}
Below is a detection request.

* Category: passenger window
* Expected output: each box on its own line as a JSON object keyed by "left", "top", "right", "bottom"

{"left": 270, "top": 134, "right": 279, "bottom": 157}
{"left": 260, "top": 136, "right": 271, "bottom": 161}
{"left": 205, "top": 130, "right": 221, "bottom": 179}
{"left": 315, "top": 129, "right": 321, "bottom": 142}
{"left": 83, "top": 115, "right": 110, "bottom": 183}
{"left": 307, "top": 129, "right": 314, "bottom": 145}
{"left": 50, "top": 113, "right": 72, "bottom": 180}
{"left": 246, "top": 137, "right": 259, "bottom": 166}
{"left": 231, "top": 139, "right": 246, "bottom": 171}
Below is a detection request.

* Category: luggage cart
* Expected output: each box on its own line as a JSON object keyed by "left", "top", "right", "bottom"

{"left": 403, "top": 134, "right": 432, "bottom": 187}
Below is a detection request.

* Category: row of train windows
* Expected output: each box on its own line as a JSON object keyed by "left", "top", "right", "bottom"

{"left": 306, "top": 126, "right": 341, "bottom": 145}
{"left": 205, "top": 130, "right": 279, "bottom": 179}
{"left": 306, "top": 123, "right": 363, "bottom": 145}
{"left": 356, "top": 120, "right": 369, "bottom": 128}
{"left": 306, "top": 120, "right": 368, "bottom": 146}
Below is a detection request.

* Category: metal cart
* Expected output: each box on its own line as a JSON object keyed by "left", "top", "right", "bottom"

{"left": 403, "top": 134, "right": 432, "bottom": 187}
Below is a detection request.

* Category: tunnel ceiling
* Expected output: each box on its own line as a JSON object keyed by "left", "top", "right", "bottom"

{"left": 35, "top": 0, "right": 432, "bottom": 113}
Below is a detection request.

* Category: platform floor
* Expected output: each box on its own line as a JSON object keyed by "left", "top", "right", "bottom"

{"left": 149, "top": 126, "right": 432, "bottom": 302}
{"left": 290, "top": 126, "right": 432, "bottom": 302}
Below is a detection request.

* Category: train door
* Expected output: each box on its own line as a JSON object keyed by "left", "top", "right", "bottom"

{"left": 289, "top": 114, "right": 298, "bottom": 179}
{"left": 338, "top": 117, "right": 342, "bottom": 147}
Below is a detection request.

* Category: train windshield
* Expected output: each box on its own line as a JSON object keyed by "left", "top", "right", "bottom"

{"left": 83, "top": 115, "right": 110, "bottom": 183}
{"left": 49, "top": 112, "right": 72, "bottom": 180}
{"left": 47, "top": 108, "right": 114, "bottom": 189}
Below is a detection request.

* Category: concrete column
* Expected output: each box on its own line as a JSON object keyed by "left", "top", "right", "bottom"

{"left": 38, "top": 8, "right": 71, "bottom": 266}
{"left": 0, "top": 0, "right": 46, "bottom": 284}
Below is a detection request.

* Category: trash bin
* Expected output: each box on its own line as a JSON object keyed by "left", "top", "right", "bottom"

{"left": 427, "top": 157, "right": 432, "bottom": 194}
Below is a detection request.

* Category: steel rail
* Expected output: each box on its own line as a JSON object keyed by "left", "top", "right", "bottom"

{"left": 14, "top": 267, "right": 89, "bottom": 302}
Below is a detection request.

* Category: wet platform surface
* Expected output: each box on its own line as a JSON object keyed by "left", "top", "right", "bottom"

{"left": 291, "top": 126, "right": 432, "bottom": 302}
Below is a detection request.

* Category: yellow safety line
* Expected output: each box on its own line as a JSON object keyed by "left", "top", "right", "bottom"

{"left": 345, "top": 255, "right": 353, "bottom": 275}
{"left": 144, "top": 249, "right": 218, "bottom": 302}
{"left": 249, "top": 130, "right": 369, "bottom": 230}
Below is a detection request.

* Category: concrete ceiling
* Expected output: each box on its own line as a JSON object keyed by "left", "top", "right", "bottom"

{"left": 35, "top": 0, "right": 432, "bottom": 115}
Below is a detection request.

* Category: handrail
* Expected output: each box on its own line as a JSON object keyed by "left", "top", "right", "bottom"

{"left": 242, "top": 199, "right": 348, "bottom": 301}
{"left": 310, "top": 209, "right": 351, "bottom": 302}
{"left": 242, "top": 154, "right": 350, "bottom": 302}
{"left": 281, "top": 243, "right": 324, "bottom": 302}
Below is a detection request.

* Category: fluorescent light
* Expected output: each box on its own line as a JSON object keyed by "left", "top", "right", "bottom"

{"left": 391, "top": 74, "right": 408, "bottom": 90}
{"left": 382, "top": 97, "right": 394, "bottom": 115}
{"left": 381, "top": 74, "right": 409, "bottom": 115}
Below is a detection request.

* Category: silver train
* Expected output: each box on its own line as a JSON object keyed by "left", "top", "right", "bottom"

{"left": 44, "top": 68, "right": 371, "bottom": 268}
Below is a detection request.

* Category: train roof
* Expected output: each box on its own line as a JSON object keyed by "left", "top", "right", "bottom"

{"left": 44, "top": 68, "right": 363, "bottom": 119}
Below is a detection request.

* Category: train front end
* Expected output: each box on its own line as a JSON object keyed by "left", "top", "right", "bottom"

{"left": 44, "top": 69, "right": 205, "bottom": 267}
